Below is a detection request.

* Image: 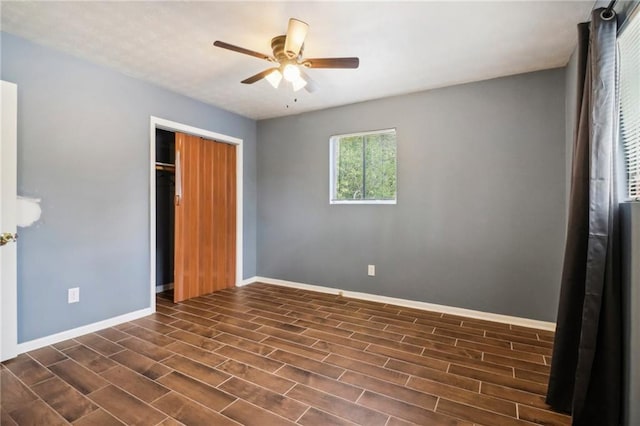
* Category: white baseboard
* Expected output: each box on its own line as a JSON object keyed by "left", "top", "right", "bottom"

{"left": 16, "top": 307, "right": 154, "bottom": 354}
{"left": 249, "top": 276, "right": 556, "bottom": 332}
{"left": 14, "top": 276, "right": 554, "bottom": 356}
{"left": 238, "top": 276, "right": 258, "bottom": 287}
{"left": 155, "top": 283, "right": 174, "bottom": 293}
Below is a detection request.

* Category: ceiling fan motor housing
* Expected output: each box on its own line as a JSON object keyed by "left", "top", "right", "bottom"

{"left": 271, "top": 35, "right": 303, "bottom": 62}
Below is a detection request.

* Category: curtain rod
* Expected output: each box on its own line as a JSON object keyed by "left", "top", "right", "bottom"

{"left": 603, "top": 0, "right": 618, "bottom": 19}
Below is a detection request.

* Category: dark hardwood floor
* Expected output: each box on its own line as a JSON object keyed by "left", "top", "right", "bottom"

{"left": 1, "top": 283, "right": 570, "bottom": 425}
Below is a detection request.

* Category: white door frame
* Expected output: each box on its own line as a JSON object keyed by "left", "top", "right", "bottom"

{"left": 149, "top": 116, "right": 243, "bottom": 310}
{"left": 1, "top": 81, "right": 19, "bottom": 361}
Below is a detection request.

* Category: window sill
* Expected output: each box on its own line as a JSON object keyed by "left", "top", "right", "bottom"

{"left": 330, "top": 199, "right": 397, "bottom": 205}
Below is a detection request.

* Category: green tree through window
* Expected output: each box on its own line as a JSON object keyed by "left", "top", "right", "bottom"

{"left": 331, "top": 129, "right": 397, "bottom": 203}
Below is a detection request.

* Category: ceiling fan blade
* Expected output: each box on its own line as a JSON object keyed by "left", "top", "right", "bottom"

{"left": 300, "top": 70, "right": 318, "bottom": 93}
{"left": 213, "top": 41, "right": 275, "bottom": 62}
{"left": 241, "top": 68, "right": 280, "bottom": 84}
{"left": 303, "top": 57, "right": 359, "bottom": 69}
{"left": 284, "top": 18, "right": 308, "bottom": 58}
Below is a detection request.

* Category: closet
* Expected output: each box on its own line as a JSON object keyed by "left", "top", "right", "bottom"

{"left": 155, "top": 129, "right": 237, "bottom": 303}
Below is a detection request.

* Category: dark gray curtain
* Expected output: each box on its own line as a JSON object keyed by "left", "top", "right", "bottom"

{"left": 547, "top": 8, "right": 621, "bottom": 426}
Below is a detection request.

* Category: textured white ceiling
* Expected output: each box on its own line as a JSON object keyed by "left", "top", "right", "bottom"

{"left": 1, "top": 1, "right": 594, "bottom": 120}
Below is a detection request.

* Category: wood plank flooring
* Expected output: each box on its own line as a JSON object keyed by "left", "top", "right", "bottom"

{"left": 0, "top": 283, "right": 570, "bottom": 425}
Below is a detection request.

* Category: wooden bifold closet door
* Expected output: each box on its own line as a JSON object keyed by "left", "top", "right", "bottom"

{"left": 174, "top": 132, "right": 236, "bottom": 303}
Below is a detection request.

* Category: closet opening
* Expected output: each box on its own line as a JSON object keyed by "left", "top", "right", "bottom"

{"left": 155, "top": 128, "right": 175, "bottom": 293}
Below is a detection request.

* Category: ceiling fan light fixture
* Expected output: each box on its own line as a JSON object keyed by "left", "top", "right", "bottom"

{"left": 282, "top": 64, "right": 301, "bottom": 82}
{"left": 265, "top": 69, "right": 283, "bottom": 88}
{"left": 213, "top": 17, "right": 359, "bottom": 92}
{"left": 291, "top": 75, "right": 308, "bottom": 92}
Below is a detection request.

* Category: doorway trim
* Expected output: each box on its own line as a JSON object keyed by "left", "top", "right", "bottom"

{"left": 149, "top": 116, "right": 243, "bottom": 311}
{"left": 1, "top": 81, "right": 18, "bottom": 361}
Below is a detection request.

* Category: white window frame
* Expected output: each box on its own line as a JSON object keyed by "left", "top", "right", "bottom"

{"left": 618, "top": 7, "right": 640, "bottom": 200}
{"left": 329, "top": 128, "right": 397, "bottom": 205}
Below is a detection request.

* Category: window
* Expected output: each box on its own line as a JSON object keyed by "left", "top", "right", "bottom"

{"left": 619, "top": 9, "right": 640, "bottom": 200}
{"left": 330, "top": 129, "right": 397, "bottom": 204}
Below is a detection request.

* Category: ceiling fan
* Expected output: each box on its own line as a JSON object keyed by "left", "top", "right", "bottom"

{"left": 214, "top": 18, "right": 359, "bottom": 93}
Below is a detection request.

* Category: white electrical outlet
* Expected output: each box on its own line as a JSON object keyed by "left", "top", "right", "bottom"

{"left": 68, "top": 287, "right": 79, "bottom": 304}
{"left": 368, "top": 265, "right": 376, "bottom": 276}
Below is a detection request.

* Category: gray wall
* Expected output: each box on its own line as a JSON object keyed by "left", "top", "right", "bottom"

{"left": 1, "top": 33, "right": 257, "bottom": 342}
{"left": 258, "top": 69, "right": 566, "bottom": 322}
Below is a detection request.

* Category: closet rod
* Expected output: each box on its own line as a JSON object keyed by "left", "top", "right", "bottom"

{"left": 155, "top": 162, "right": 176, "bottom": 172}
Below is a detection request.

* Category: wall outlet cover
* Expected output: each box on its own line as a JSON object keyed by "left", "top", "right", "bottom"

{"left": 68, "top": 287, "right": 79, "bottom": 304}
{"left": 368, "top": 265, "right": 375, "bottom": 276}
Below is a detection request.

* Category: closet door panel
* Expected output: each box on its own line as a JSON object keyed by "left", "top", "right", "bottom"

{"left": 226, "top": 144, "right": 237, "bottom": 286}
{"left": 174, "top": 133, "right": 236, "bottom": 303}
{"left": 212, "top": 141, "right": 223, "bottom": 293}
{"left": 201, "top": 139, "right": 214, "bottom": 296}
{"left": 174, "top": 134, "right": 185, "bottom": 301}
